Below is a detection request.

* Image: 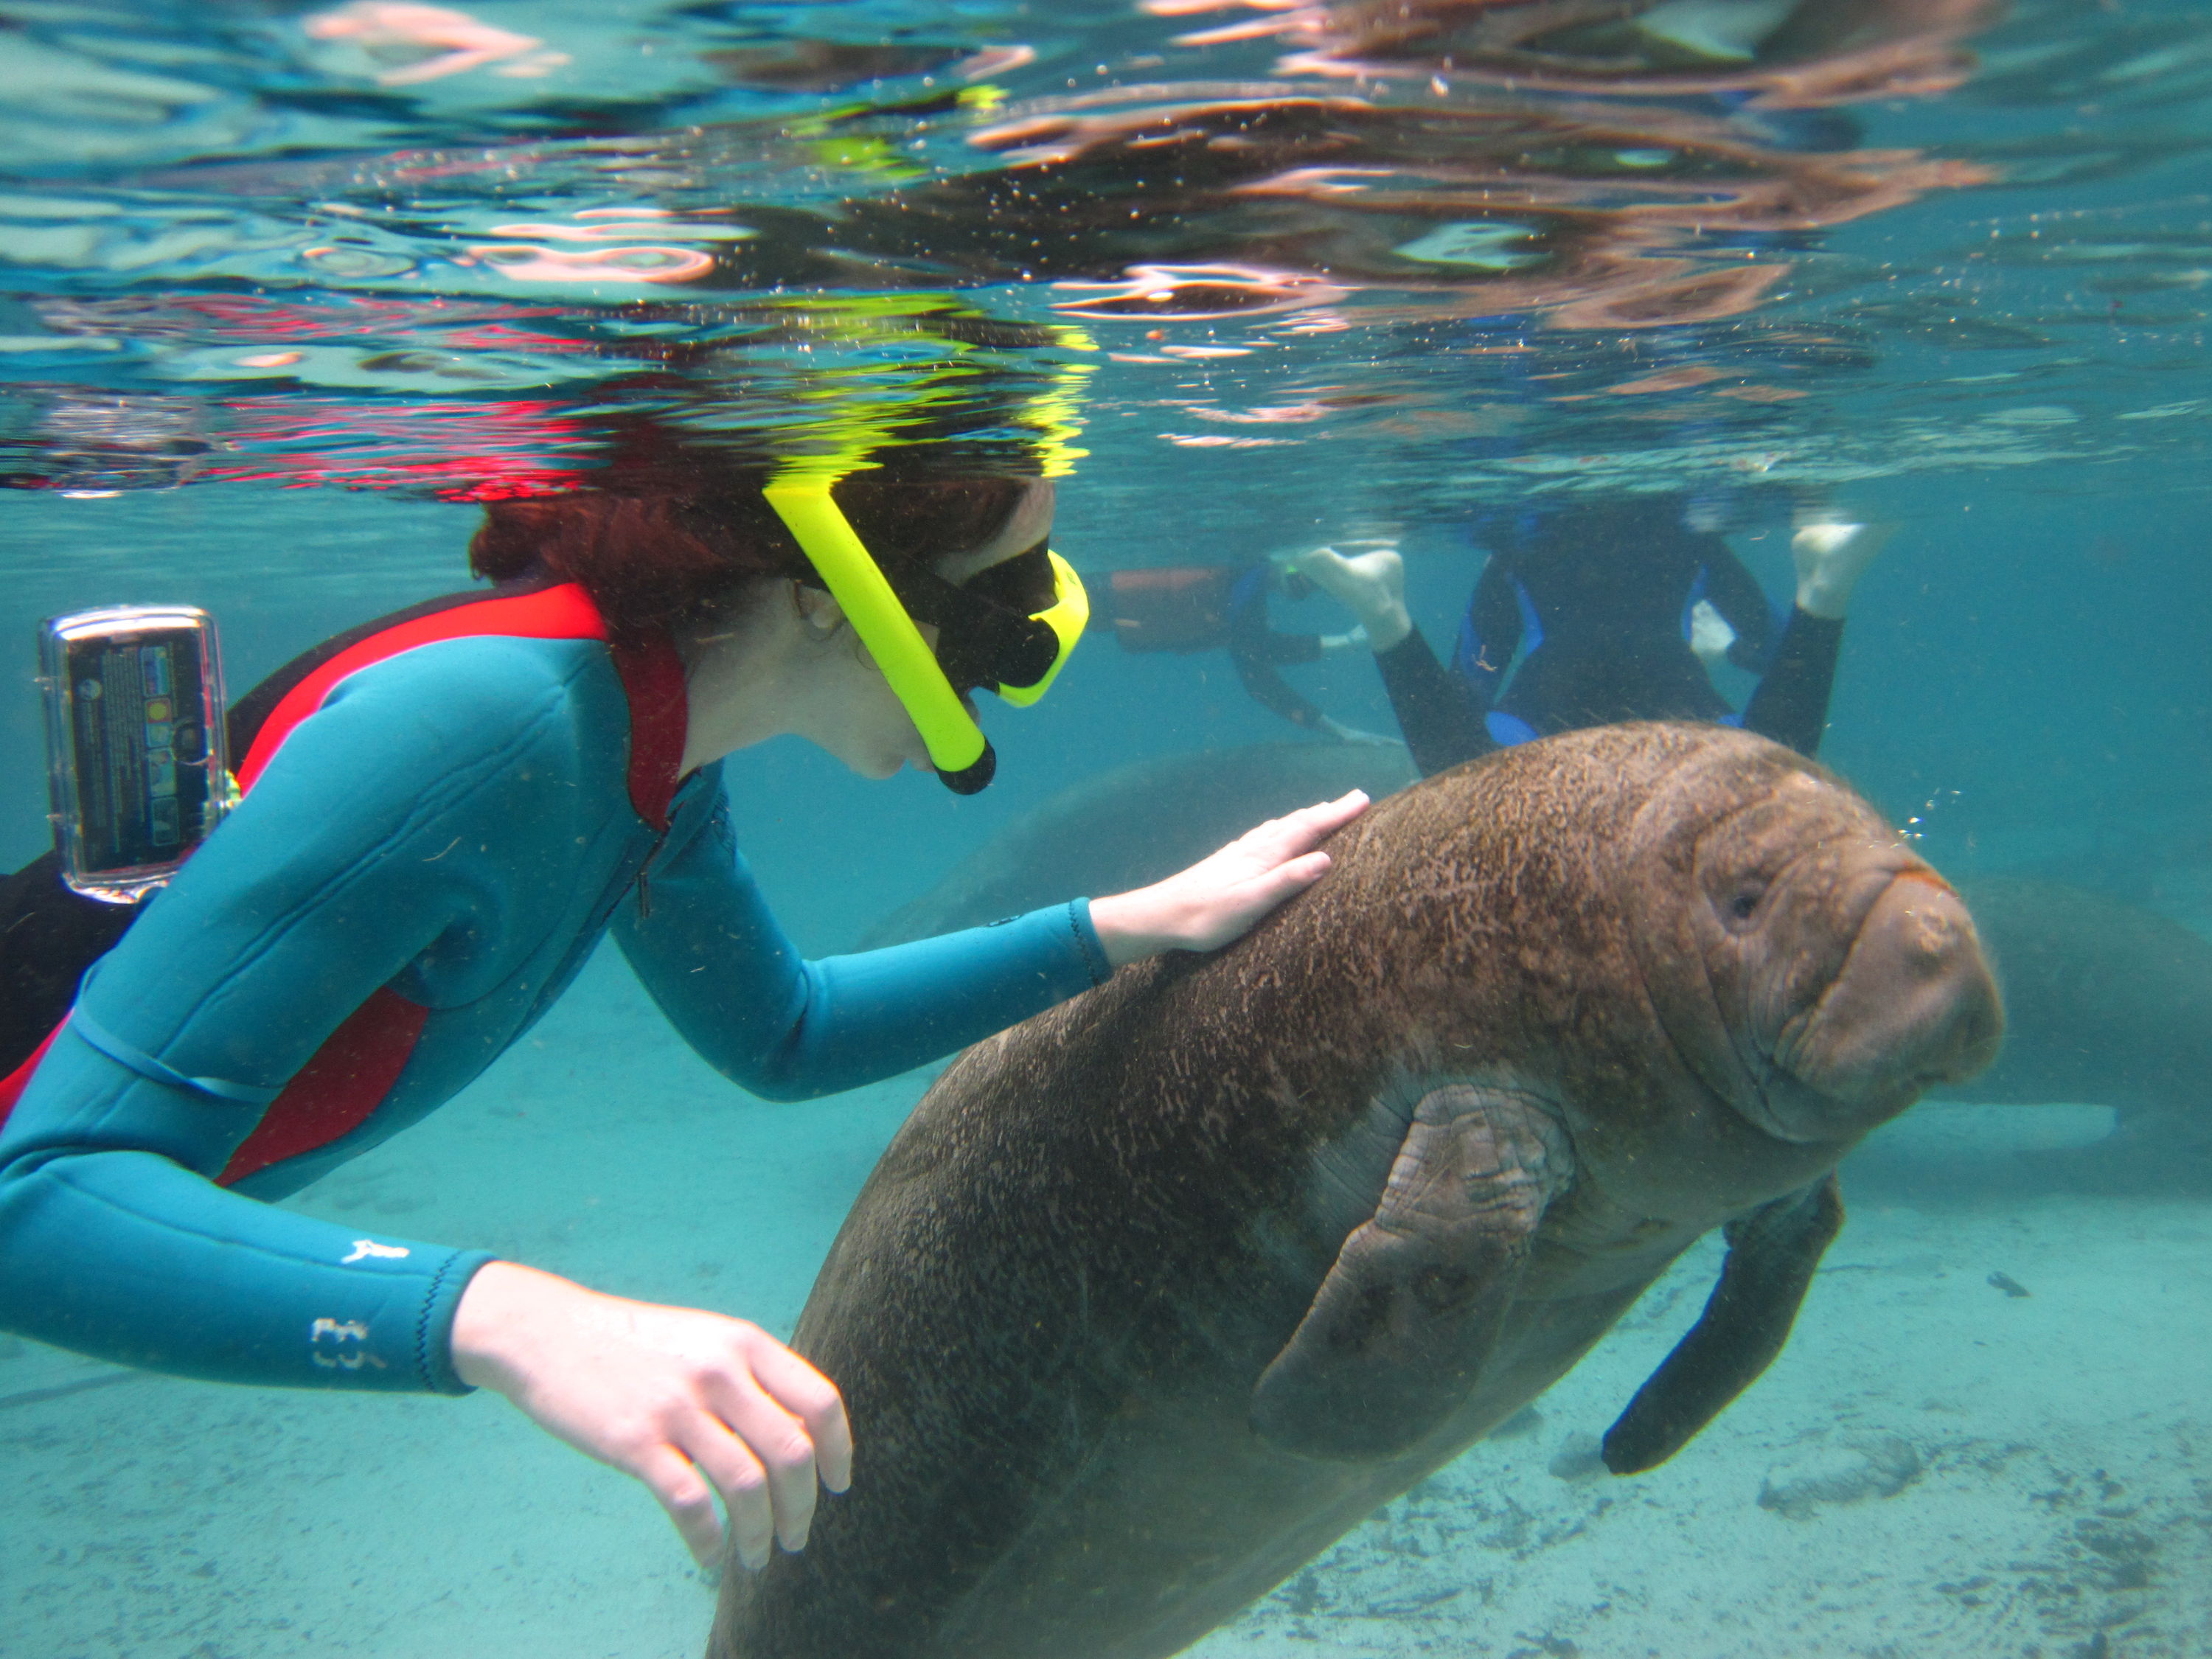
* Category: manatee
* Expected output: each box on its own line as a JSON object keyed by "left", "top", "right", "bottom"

{"left": 1936, "top": 875, "right": 2212, "bottom": 1184}
{"left": 712, "top": 725, "right": 2001, "bottom": 1659}
{"left": 865, "top": 742, "right": 2202, "bottom": 1179}
{"left": 858, "top": 741, "right": 1416, "bottom": 949}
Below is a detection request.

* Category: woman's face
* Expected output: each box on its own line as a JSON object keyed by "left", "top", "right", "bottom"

{"left": 802, "top": 479, "right": 1057, "bottom": 780}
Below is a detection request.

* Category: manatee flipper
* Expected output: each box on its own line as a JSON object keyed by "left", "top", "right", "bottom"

{"left": 1251, "top": 1086, "right": 1569, "bottom": 1461}
{"left": 1601, "top": 1174, "right": 1844, "bottom": 1475}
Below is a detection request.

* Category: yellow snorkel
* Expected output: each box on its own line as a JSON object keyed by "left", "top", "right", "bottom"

{"left": 759, "top": 334, "right": 1096, "bottom": 793}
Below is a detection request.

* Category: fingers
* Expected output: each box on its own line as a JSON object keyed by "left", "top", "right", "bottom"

{"left": 634, "top": 1441, "right": 737, "bottom": 1570}
{"left": 748, "top": 1340, "right": 854, "bottom": 1495}
{"left": 1180, "top": 849, "right": 1335, "bottom": 953}
{"left": 1255, "top": 849, "right": 1334, "bottom": 898}
{"left": 681, "top": 1418, "right": 779, "bottom": 1571}
{"left": 700, "top": 1380, "right": 818, "bottom": 1558}
{"left": 459, "top": 1272, "right": 855, "bottom": 1576}
{"left": 1092, "top": 791, "right": 1371, "bottom": 964}
{"left": 692, "top": 1331, "right": 852, "bottom": 1563}
{"left": 1303, "top": 788, "right": 1371, "bottom": 837}
{"left": 1244, "top": 790, "right": 1368, "bottom": 857}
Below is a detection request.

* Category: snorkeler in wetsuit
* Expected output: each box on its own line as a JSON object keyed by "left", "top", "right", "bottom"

{"left": 1298, "top": 495, "right": 1891, "bottom": 776}
{"left": 1103, "top": 560, "right": 1383, "bottom": 742}
{"left": 0, "top": 445, "right": 1365, "bottom": 1576}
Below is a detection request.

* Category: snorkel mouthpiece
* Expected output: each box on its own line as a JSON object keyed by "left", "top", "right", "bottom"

{"left": 939, "top": 742, "right": 996, "bottom": 796}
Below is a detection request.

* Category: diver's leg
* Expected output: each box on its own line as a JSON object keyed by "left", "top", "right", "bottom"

{"left": 1374, "top": 630, "right": 1496, "bottom": 778}
{"left": 1741, "top": 610, "right": 1843, "bottom": 757}
{"left": 1298, "top": 546, "right": 1493, "bottom": 777}
{"left": 1742, "top": 521, "right": 1893, "bottom": 757}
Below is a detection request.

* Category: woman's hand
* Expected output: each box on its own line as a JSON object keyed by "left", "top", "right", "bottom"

{"left": 451, "top": 1261, "right": 852, "bottom": 1571}
{"left": 1088, "top": 791, "right": 1370, "bottom": 968}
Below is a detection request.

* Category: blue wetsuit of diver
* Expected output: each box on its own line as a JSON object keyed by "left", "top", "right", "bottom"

{"left": 0, "top": 581, "right": 1110, "bottom": 1394}
{"left": 1371, "top": 498, "right": 1846, "bottom": 776}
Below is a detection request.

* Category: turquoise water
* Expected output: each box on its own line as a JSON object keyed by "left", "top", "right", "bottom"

{"left": 3, "top": 3, "right": 2210, "bottom": 1655}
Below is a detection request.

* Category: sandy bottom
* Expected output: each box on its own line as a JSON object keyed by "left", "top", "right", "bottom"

{"left": 4, "top": 950, "right": 2207, "bottom": 1659}
{"left": 1197, "top": 1121, "right": 2212, "bottom": 1659}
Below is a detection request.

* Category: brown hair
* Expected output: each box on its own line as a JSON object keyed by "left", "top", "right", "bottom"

{"left": 470, "top": 472, "right": 1032, "bottom": 638}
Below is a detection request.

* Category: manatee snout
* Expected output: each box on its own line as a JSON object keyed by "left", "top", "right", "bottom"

{"left": 1778, "top": 868, "right": 2003, "bottom": 1116}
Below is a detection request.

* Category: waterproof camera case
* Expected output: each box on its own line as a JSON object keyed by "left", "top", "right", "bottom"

{"left": 38, "top": 605, "right": 232, "bottom": 904}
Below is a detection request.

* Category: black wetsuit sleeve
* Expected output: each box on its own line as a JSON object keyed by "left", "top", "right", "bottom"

{"left": 1741, "top": 608, "right": 1845, "bottom": 758}
{"left": 1375, "top": 627, "right": 1497, "bottom": 779}
{"left": 1230, "top": 647, "right": 1329, "bottom": 731}
{"left": 1227, "top": 570, "right": 1329, "bottom": 731}
{"left": 1701, "top": 543, "right": 1780, "bottom": 673}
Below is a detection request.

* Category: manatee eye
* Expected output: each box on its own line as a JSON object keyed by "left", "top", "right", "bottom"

{"left": 1725, "top": 882, "right": 1767, "bottom": 925}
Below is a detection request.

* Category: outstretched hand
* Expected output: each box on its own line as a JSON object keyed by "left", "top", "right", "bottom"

{"left": 451, "top": 1262, "right": 852, "bottom": 1572}
{"left": 1088, "top": 790, "right": 1370, "bottom": 968}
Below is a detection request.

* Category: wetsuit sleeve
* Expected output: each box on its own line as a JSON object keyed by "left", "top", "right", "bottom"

{"left": 1741, "top": 608, "right": 1846, "bottom": 758}
{"left": 1374, "top": 626, "right": 1496, "bottom": 779}
{"left": 613, "top": 787, "right": 1113, "bottom": 1102}
{"left": 1700, "top": 543, "right": 1781, "bottom": 674}
{"left": 0, "top": 647, "right": 595, "bottom": 1394}
{"left": 1225, "top": 566, "right": 1329, "bottom": 731}
{"left": 1229, "top": 650, "right": 1329, "bottom": 732}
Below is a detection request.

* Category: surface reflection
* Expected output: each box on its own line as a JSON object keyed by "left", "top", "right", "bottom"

{"left": 597, "top": 89, "right": 1983, "bottom": 330}
{"left": 1157, "top": 0, "right": 2003, "bottom": 106}
{"left": 4, "top": 293, "right": 1099, "bottom": 498}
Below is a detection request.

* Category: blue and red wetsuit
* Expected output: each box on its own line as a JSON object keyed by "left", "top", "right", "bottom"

{"left": 0, "top": 582, "right": 1110, "bottom": 1393}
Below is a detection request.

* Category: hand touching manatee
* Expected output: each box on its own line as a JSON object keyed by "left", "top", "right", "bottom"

{"left": 1087, "top": 790, "right": 1368, "bottom": 967}
{"left": 450, "top": 1262, "right": 851, "bottom": 1571}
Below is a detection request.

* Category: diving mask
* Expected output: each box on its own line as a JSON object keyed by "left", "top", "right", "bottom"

{"left": 761, "top": 482, "right": 1088, "bottom": 794}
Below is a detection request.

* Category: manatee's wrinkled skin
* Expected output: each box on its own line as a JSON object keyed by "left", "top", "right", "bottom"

{"left": 857, "top": 742, "right": 1416, "bottom": 949}
{"left": 713, "top": 726, "right": 2000, "bottom": 1659}
{"left": 1944, "top": 876, "right": 2212, "bottom": 1183}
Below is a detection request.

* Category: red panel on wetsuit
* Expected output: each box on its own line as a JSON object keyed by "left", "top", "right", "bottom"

{"left": 0, "top": 1027, "right": 64, "bottom": 1124}
{"left": 216, "top": 585, "right": 681, "bottom": 1171}
{"left": 237, "top": 582, "right": 684, "bottom": 830}
{"left": 237, "top": 583, "right": 609, "bottom": 790}
{"left": 216, "top": 988, "right": 430, "bottom": 1185}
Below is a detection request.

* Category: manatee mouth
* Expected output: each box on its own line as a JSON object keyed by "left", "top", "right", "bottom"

{"left": 1762, "top": 866, "right": 2003, "bottom": 1137}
